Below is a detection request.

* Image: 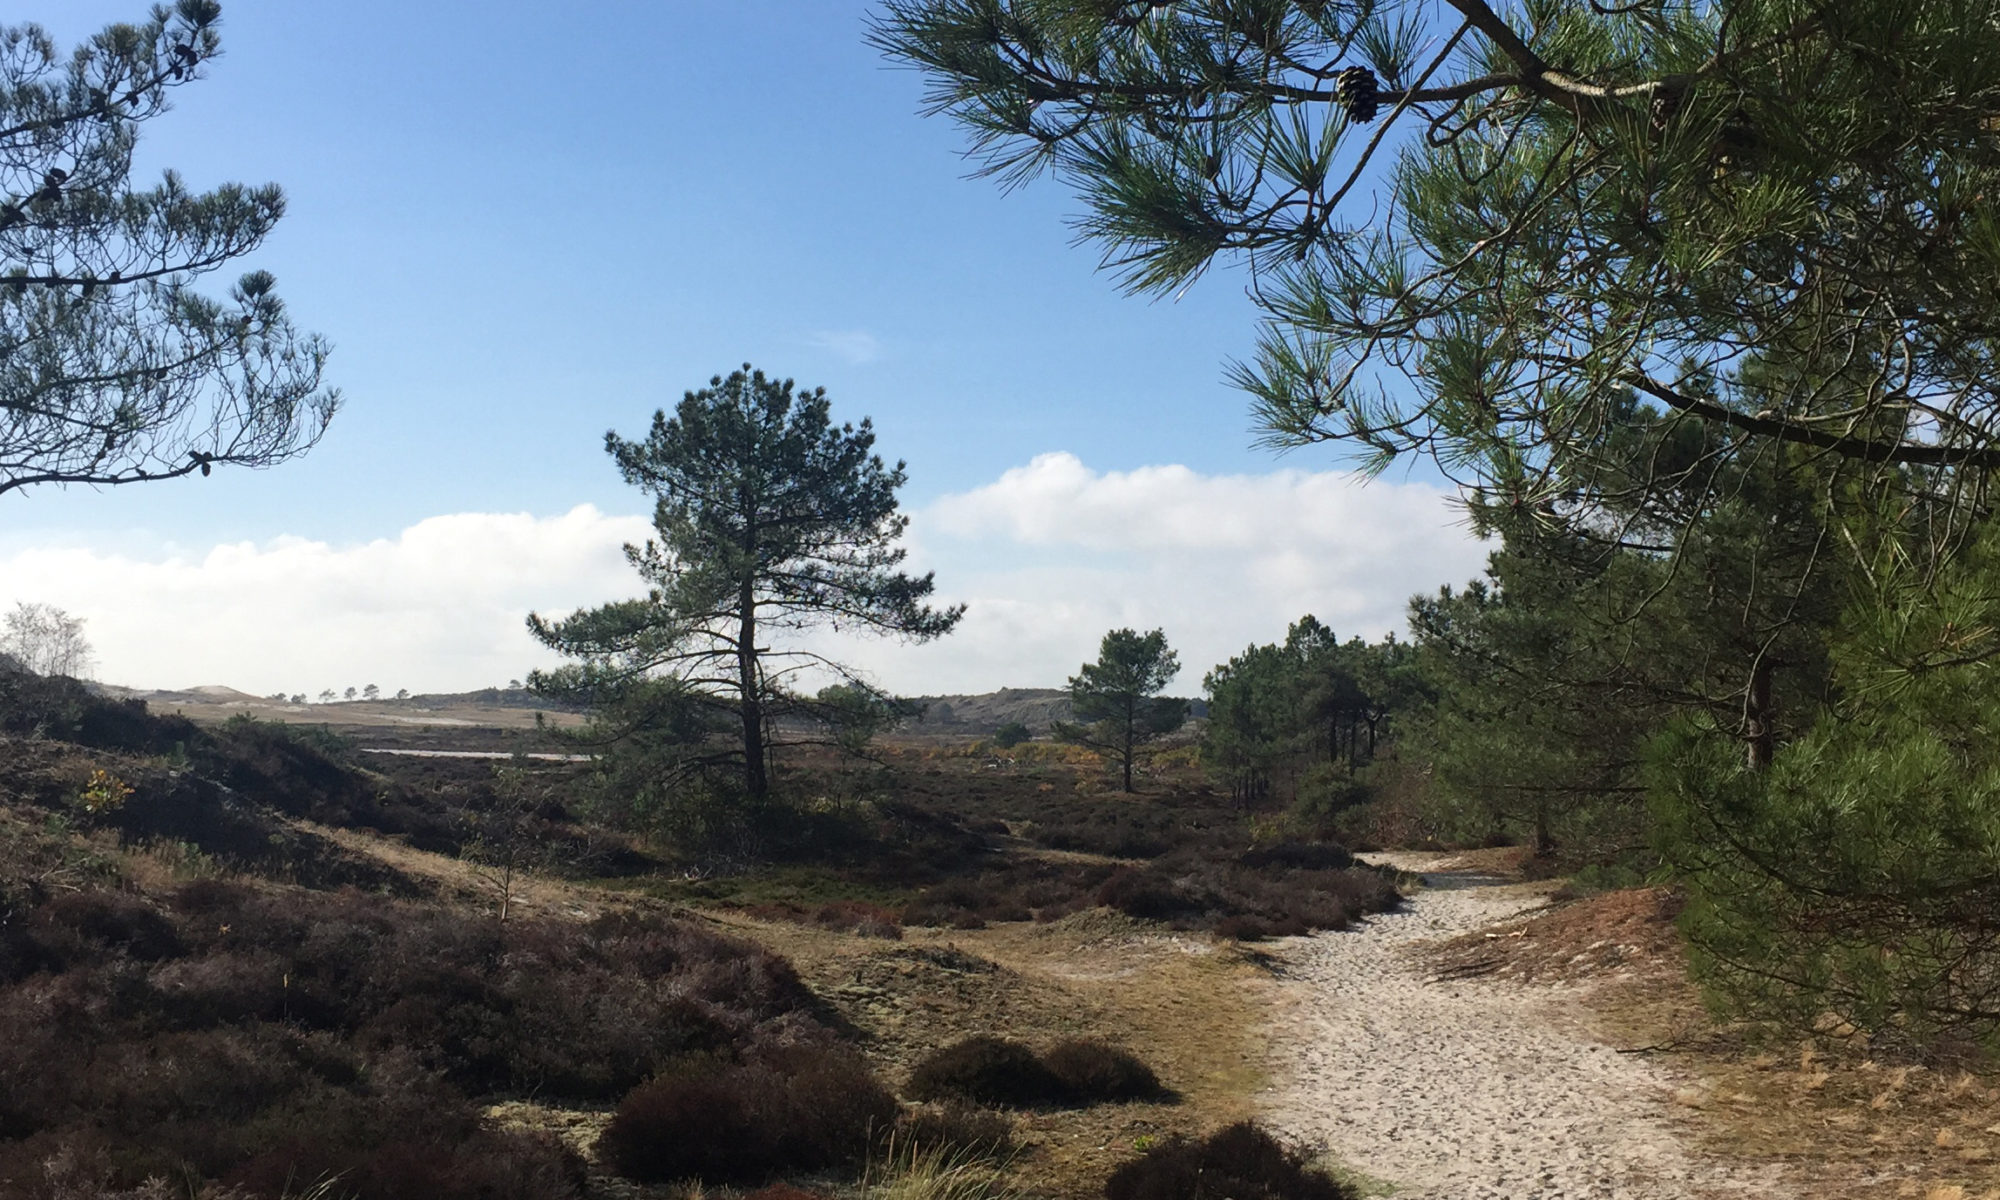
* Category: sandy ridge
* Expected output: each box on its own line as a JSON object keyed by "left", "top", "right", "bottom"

{"left": 1260, "top": 855, "right": 1793, "bottom": 1200}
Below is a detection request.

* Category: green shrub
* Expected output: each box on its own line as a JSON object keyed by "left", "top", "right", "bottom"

{"left": 1654, "top": 669, "right": 2000, "bottom": 1058}
{"left": 993, "top": 722, "right": 1031, "bottom": 749}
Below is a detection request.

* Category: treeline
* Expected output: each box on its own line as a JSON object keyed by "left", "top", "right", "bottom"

{"left": 1200, "top": 617, "right": 1419, "bottom": 809}
{"left": 1198, "top": 428, "right": 2000, "bottom": 1060}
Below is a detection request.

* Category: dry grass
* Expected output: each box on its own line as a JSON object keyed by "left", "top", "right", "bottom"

{"left": 1481, "top": 888, "right": 2000, "bottom": 1199}
{"left": 703, "top": 906, "right": 1271, "bottom": 1200}
{"left": 863, "top": 1139, "right": 1021, "bottom": 1200}
{"left": 261, "top": 806, "right": 1269, "bottom": 1200}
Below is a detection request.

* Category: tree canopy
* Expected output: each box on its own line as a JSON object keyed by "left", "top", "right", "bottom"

{"left": 529, "top": 366, "right": 961, "bottom": 815}
{"left": 0, "top": 2, "right": 336, "bottom": 497}
{"left": 1057, "top": 626, "right": 1186, "bottom": 792}
{"left": 0, "top": 600, "right": 91, "bottom": 677}
{"left": 870, "top": 0, "right": 2000, "bottom": 530}
{"left": 1204, "top": 616, "right": 1418, "bottom": 808}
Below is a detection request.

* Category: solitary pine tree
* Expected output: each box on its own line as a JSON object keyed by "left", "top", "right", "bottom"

{"left": 1057, "top": 627, "right": 1185, "bottom": 793}
{"left": 0, "top": 3, "right": 336, "bottom": 496}
{"left": 530, "top": 366, "right": 961, "bottom": 804}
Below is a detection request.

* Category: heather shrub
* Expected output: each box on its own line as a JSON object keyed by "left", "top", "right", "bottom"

{"left": 893, "top": 1100, "right": 1016, "bottom": 1158}
{"left": 744, "top": 1186, "right": 836, "bottom": 1200}
{"left": 0, "top": 875, "right": 834, "bottom": 1198}
{"left": 596, "top": 1045, "right": 895, "bottom": 1184}
{"left": 1092, "top": 853, "right": 1398, "bottom": 937}
{"left": 1095, "top": 867, "right": 1200, "bottom": 921}
{"left": 1029, "top": 810, "right": 1175, "bottom": 858}
{"left": 38, "top": 890, "right": 183, "bottom": 962}
{"left": 1041, "top": 1039, "right": 1161, "bottom": 1101}
{"left": 224, "top": 1126, "right": 583, "bottom": 1200}
{"left": 904, "top": 1036, "right": 1064, "bottom": 1108}
{"left": 1103, "top": 1122, "right": 1357, "bottom": 1200}
{"left": 1236, "top": 841, "right": 1355, "bottom": 871}
{"left": 746, "top": 899, "right": 904, "bottom": 939}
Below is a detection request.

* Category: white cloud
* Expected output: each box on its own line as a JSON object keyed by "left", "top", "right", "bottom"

{"left": 814, "top": 453, "right": 1490, "bottom": 694}
{"left": 806, "top": 329, "right": 882, "bottom": 365}
{"left": 0, "top": 506, "right": 654, "bottom": 696}
{"left": 0, "top": 456, "right": 1491, "bottom": 699}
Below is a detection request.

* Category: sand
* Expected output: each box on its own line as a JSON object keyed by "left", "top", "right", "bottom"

{"left": 1260, "top": 854, "right": 1794, "bottom": 1200}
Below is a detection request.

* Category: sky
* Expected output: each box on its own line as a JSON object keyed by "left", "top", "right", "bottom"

{"left": 0, "top": 2, "right": 1491, "bottom": 697}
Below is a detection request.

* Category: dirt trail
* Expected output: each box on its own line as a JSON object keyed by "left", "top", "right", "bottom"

{"left": 1260, "top": 853, "right": 1792, "bottom": 1200}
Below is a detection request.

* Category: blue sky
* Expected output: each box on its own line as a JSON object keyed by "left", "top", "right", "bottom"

{"left": 0, "top": 3, "right": 1487, "bottom": 695}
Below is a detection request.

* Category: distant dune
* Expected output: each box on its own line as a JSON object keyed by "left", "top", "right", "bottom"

{"left": 85, "top": 678, "right": 1200, "bottom": 738}
{"left": 902, "top": 688, "right": 1073, "bottom": 735}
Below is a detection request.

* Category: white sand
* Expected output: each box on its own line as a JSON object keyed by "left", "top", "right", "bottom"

{"left": 1260, "top": 855, "right": 1794, "bottom": 1200}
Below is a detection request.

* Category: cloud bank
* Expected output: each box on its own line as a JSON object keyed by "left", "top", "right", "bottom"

{"left": 0, "top": 455, "right": 1490, "bottom": 697}
{"left": 819, "top": 453, "right": 1489, "bottom": 693}
{"left": 0, "top": 507, "right": 655, "bottom": 698}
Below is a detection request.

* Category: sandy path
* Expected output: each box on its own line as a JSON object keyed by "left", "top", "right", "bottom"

{"left": 1260, "top": 855, "right": 1792, "bottom": 1200}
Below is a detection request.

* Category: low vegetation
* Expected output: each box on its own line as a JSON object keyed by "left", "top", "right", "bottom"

{"left": 1104, "top": 1122, "right": 1357, "bottom": 1200}
{"left": 0, "top": 659, "right": 1400, "bottom": 1198}
{"left": 595, "top": 1045, "right": 897, "bottom": 1183}
{"left": 904, "top": 1035, "right": 1164, "bottom": 1108}
{"left": 0, "top": 867, "right": 829, "bottom": 1197}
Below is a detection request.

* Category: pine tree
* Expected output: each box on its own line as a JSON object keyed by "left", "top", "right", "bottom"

{"left": 1057, "top": 627, "right": 1186, "bottom": 793}
{"left": 529, "top": 366, "right": 961, "bottom": 809}
{"left": 0, "top": 3, "right": 336, "bottom": 496}
{"left": 1654, "top": 518, "right": 2000, "bottom": 1052}
{"left": 871, "top": 0, "right": 2000, "bottom": 520}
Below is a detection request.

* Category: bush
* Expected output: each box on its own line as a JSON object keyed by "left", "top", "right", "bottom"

{"left": 1654, "top": 677, "right": 2000, "bottom": 1058}
{"left": 993, "top": 722, "right": 1031, "bottom": 749}
{"left": 1096, "top": 867, "right": 1201, "bottom": 921}
{"left": 893, "top": 1100, "right": 1015, "bottom": 1158}
{"left": 1236, "top": 841, "right": 1354, "bottom": 871}
{"left": 1041, "top": 1039, "right": 1161, "bottom": 1101}
{"left": 1030, "top": 811, "right": 1174, "bottom": 858}
{"left": 904, "top": 1036, "right": 1065, "bottom": 1108}
{"left": 1104, "top": 1122, "right": 1356, "bottom": 1200}
{"left": 0, "top": 875, "right": 839, "bottom": 1198}
{"left": 1091, "top": 852, "right": 1399, "bottom": 938}
{"left": 596, "top": 1045, "right": 896, "bottom": 1184}
{"left": 905, "top": 1036, "right": 1164, "bottom": 1109}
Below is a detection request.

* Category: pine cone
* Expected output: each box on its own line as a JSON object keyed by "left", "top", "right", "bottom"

{"left": 1337, "top": 66, "right": 1379, "bottom": 124}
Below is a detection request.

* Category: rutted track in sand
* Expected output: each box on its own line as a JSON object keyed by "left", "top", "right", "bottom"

{"left": 1260, "top": 855, "right": 1791, "bottom": 1200}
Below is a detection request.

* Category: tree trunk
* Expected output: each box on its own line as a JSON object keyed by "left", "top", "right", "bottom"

{"left": 1745, "top": 656, "right": 1774, "bottom": 772}
{"left": 1121, "top": 694, "right": 1135, "bottom": 792}
{"left": 738, "top": 575, "right": 768, "bottom": 801}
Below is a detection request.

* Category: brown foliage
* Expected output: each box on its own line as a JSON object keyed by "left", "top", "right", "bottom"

{"left": 1103, "top": 1122, "right": 1357, "bottom": 1200}
{"left": 893, "top": 1099, "right": 1017, "bottom": 1158}
{"left": 1042, "top": 1038, "right": 1162, "bottom": 1101}
{"left": 595, "top": 1045, "right": 896, "bottom": 1184}
{"left": 905, "top": 1035, "right": 1164, "bottom": 1108}
{"left": 0, "top": 876, "right": 830, "bottom": 1198}
{"left": 905, "top": 1035, "right": 1067, "bottom": 1107}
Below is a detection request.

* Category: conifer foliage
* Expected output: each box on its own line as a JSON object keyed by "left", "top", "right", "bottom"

{"left": 529, "top": 366, "right": 961, "bottom": 812}
{"left": 1056, "top": 627, "right": 1185, "bottom": 793}
{"left": 0, "top": 2, "right": 336, "bottom": 496}
{"left": 874, "top": 0, "right": 2000, "bottom": 504}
